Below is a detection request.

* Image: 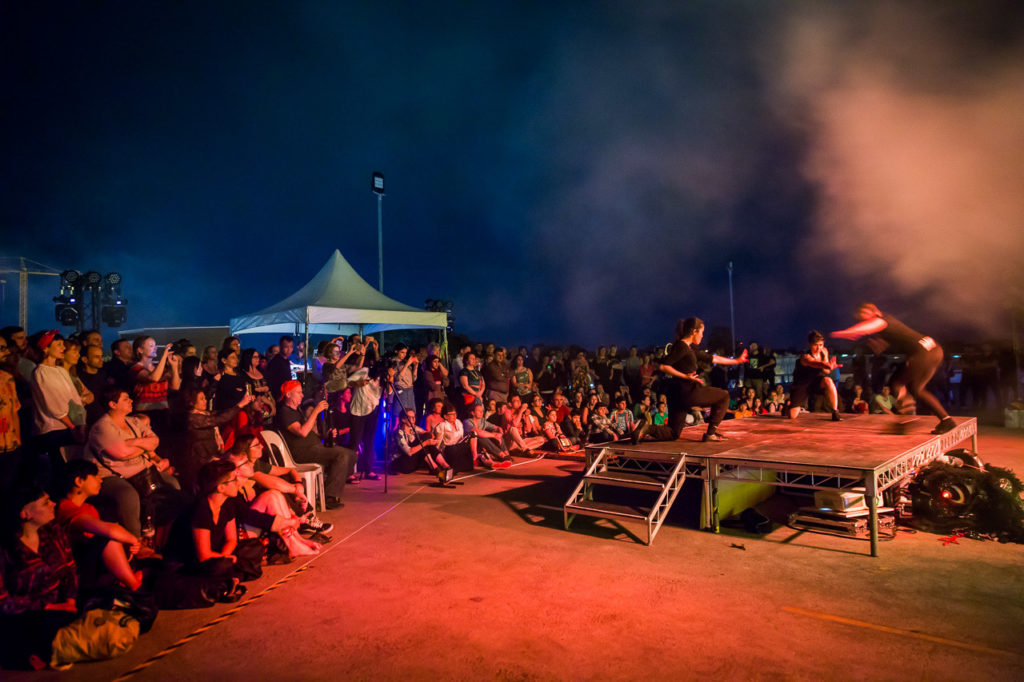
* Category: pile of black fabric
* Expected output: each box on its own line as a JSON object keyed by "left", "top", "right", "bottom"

{"left": 909, "top": 460, "right": 1024, "bottom": 543}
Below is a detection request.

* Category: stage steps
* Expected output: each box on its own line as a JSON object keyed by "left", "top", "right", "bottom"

{"left": 564, "top": 447, "right": 687, "bottom": 545}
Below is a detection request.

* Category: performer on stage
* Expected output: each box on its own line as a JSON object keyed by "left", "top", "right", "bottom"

{"left": 787, "top": 331, "right": 842, "bottom": 421}
{"left": 639, "top": 317, "right": 747, "bottom": 443}
{"left": 831, "top": 302, "right": 955, "bottom": 435}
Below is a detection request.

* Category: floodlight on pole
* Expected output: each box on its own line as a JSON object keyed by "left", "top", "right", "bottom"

{"left": 372, "top": 171, "right": 385, "bottom": 293}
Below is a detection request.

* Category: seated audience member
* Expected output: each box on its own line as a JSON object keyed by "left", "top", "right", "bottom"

{"left": 501, "top": 394, "right": 545, "bottom": 453}
{"left": 872, "top": 385, "right": 897, "bottom": 414}
{"left": 652, "top": 402, "right": 669, "bottom": 425}
{"left": 182, "top": 386, "right": 253, "bottom": 494}
{"left": 56, "top": 460, "right": 143, "bottom": 591}
{"left": 463, "top": 403, "right": 511, "bottom": 468}
{"left": 224, "top": 437, "right": 321, "bottom": 558}
{"left": 423, "top": 398, "right": 445, "bottom": 433}
{"left": 610, "top": 396, "right": 637, "bottom": 438}
{"left": 274, "top": 380, "right": 354, "bottom": 508}
{"left": 527, "top": 393, "right": 548, "bottom": 427}
{"left": 587, "top": 403, "right": 619, "bottom": 443}
{"left": 165, "top": 461, "right": 252, "bottom": 598}
{"left": 230, "top": 434, "right": 331, "bottom": 537}
{"left": 731, "top": 400, "right": 754, "bottom": 419}
{"left": 552, "top": 392, "right": 582, "bottom": 442}
{"left": 431, "top": 402, "right": 476, "bottom": 479}
{"left": 850, "top": 384, "right": 870, "bottom": 414}
{"left": 483, "top": 398, "right": 500, "bottom": 424}
{"left": 0, "top": 486, "right": 79, "bottom": 670}
{"left": 393, "top": 409, "right": 445, "bottom": 476}
{"left": 541, "top": 408, "right": 574, "bottom": 451}
{"left": 87, "top": 387, "right": 183, "bottom": 538}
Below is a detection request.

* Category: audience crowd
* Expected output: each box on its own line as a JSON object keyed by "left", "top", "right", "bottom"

{"left": 0, "top": 320, "right": 1016, "bottom": 669}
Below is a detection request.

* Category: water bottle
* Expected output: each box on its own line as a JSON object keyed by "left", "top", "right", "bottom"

{"left": 141, "top": 514, "right": 156, "bottom": 550}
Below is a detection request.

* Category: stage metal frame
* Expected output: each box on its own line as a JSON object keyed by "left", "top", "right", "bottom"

{"left": 582, "top": 416, "right": 978, "bottom": 556}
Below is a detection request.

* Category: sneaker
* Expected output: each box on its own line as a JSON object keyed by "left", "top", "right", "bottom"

{"left": 495, "top": 460, "right": 513, "bottom": 469}
{"left": 300, "top": 515, "right": 334, "bottom": 535}
{"left": 325, "top": 496, "right": 344, "bottom": 509}
{"left": 931, "top": 417, "right": 956, "bottom": 435}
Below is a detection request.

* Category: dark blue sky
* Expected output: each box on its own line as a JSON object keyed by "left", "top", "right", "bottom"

{"left": 3, "top": 2, "right": 1022, "bottom": 349}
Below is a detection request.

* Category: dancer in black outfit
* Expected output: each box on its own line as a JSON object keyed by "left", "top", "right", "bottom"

{"left": 637, "top": 317, "right": 747, "bottom": 443}
{"left": 788, "top": 331, "right": 842, "bottom": 421}
{"left": 831, "top": 303, "right": 955, "bottom": 435}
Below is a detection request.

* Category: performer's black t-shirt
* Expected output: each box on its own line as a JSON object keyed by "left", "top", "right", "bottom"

{"left": 662, "top": 342, "right": 711, "bottom": 376}
{"left": 874, "top": 314, "right": 929, "bottom": 356}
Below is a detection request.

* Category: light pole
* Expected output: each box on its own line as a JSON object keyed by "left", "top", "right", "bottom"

{"left": 372, "top": 172, "right": 385, "bottom": 292}
{"left": 728, "top": 261, "right": 736, "bottom": 354}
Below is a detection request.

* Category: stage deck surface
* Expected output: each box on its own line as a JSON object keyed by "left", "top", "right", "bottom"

{"left": 596, "top": 413, "right": 976, "bottom": 475}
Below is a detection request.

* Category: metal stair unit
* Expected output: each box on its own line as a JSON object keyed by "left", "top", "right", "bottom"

{"left": 564, "top": 447, "right": 687, "bottom": 545}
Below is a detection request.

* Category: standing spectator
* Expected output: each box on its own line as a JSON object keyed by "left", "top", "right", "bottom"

{"left": 0, "top": 337, "right": 23, "bottom": 493}
{"left": 458, "top": 351, "right": 485, "bottom": 417}
{"left": 347, "top": 366, "right": 384, "bottom": 481}
{"left": 130, "top": 337, "right": 181, "bottom": 443}
{"left": 104, "top": 338, "right": 135, "bottom": 394}
{"left": 622, "top": 346, "right": 643, "bottom": 401}
{"left": 483, "top": 348, "right": 511, "bottom": 404}
{"left": 510, "top": 354, "right": 535, "bottom": 398}
{"left": 30, "top": 331, "right": 84, "bottom": 480}
{"left": 265, "top": 335, "right": 294, "bottom": 400}
{"left": 417, "top": 355, "right": 449, "bottom": 405}
{"left": 77, "top": 344, "right": 111, "bottom": 428}
{"left": 60, "top": 339, "right": 93, "bottom": 428}
{"left": 392, "top": 344, "right": 418, "bottom": 415}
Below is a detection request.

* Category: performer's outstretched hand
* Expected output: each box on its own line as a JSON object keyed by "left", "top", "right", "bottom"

{"left": 738, "top": 349, "right": 749, "bottom": 363}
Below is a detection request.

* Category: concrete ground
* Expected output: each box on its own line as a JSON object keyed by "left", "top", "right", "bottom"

{"left": 10, "top": 425, "right": 1024, "bottom": 681}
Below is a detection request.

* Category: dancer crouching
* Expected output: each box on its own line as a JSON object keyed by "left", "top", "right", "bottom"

{"left": 639, "top": 317, "right": 747, "bottom": 443}
{"left": 831, "top": 302, "right": 955, "bottom": 435}
{"left": 787, "top": 331, "right": 842, "bottom": 421}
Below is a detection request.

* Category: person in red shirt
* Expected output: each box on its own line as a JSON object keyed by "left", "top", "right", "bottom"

{"left": 56, "top": 459, "right": 143, "bottom": 591}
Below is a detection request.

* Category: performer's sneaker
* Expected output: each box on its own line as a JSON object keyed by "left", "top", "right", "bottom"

{"left": 831, "top": 410, "right": 842, "bottom": 422}
{"left": 931, "top": 417, "right": 956, "bottom": 435}
{"left": 631, "top": 422, "right": 648, "bottom": 445}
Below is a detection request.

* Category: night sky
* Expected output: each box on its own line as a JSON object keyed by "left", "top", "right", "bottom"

{"left": 3, "top": 2, "right": 1023, "bottom": 350}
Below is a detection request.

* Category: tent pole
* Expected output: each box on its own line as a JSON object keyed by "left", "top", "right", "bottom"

{"left": 304, "top": 309, "right": 310, "bottom": 374}
{"left": 442, "top": 326, "right": 449, "bottom": 364}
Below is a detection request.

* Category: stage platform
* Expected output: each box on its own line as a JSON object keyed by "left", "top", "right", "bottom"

{"left": 580, "top": 413, "right": 978, "bottom": 556}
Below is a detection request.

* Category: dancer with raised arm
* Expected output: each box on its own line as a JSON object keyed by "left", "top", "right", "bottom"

{"left": 831, "top": 302, "right": 955, "bottom": 435}
{"left": 638, "top": 317, "right": 747, "bottom": 443}
{"left": 787, "top": 331, "right": 842, "bottom": 421}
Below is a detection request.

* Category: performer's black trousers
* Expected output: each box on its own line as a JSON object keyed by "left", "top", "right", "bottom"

{"left": 893, "top": 346, "right": 948, "bottom": 419}
{"left": 664, "top": 379, "right": 730, "bottom": 437}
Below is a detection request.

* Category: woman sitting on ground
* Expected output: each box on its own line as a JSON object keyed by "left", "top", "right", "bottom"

{"left": 223, "top": 436, "right": 321, "bottom": 559}
{"left": 0, "top": 486, "right": 79, "bottom": 670}
{"left": 423, "top": 398, "right": 445, "bottom": 433}
{"left": 431, "top": 402, "right": 476, "bottom": 480}
{"left": 394, "top": 408, "right": 447, "bottom": 477}
{"left": 56, "top": 459, "right": 144, "bottom": 592}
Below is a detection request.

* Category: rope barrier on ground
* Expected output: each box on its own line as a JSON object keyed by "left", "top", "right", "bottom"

{"left": 109, "top": 455, "right": 548, "bottom": 680}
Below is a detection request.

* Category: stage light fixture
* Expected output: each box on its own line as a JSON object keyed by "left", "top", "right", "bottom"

{"left": 84, "top": 270, "right": 102, "bottom": 287}
{"left": 102, "top": 305, "right": 127, "bottom": 327}
{"left": 61, "top": 270, "right": 81, "bottom": 286}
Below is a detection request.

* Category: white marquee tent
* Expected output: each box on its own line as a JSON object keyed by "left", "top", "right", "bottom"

{"left": 230, "top": 250, "right": 447, "bottom": 357}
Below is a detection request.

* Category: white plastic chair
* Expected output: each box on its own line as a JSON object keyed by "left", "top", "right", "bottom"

{"left": 261, "top": 430, "right": 327, "bottom": 513}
